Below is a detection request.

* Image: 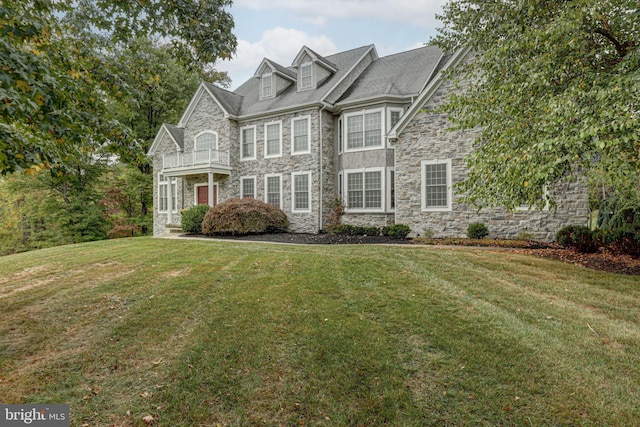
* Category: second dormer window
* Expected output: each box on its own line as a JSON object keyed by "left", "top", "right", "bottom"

{"left": 300, "top": 62, "right": 312, "bottom": 90}
{"left": 261, "top": 73, "right": 273, "bottom": 98}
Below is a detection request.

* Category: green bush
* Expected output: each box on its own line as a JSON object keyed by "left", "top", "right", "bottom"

{"left": 467, "top": 222, "right": 489, "bottom": 239}
{"left": 595, "top": 225, "right": 640, "bottom": 256}
{"left": 382, "top": 224, "right": 411, "bottom": 239}
{"left": 556, "top": 225, "right": 597, "bottom": 253}
{"left": 181, "top": 204, "right": 211, "bottom": 234}
{"left": 201, "top": 198, "right": 289, "bottom": 236}
{"left": 332, "top": 224, "right": 380, "bottom": 236}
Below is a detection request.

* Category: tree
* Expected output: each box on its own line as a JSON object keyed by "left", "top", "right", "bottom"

{"left": 433, "top": 0, "right": 640, "bottom": 211}
{"left": 0, "top": 0, "right": 236, "bottom": 175}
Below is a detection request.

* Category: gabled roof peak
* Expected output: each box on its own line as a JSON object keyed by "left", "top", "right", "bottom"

{"left": 254, "top": 58, "right": 297, "bottom": 81}
{"left": 292, "top": 46, "right": 337, "bottom": 72}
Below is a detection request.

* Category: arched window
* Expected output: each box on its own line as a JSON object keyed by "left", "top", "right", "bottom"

{"left": 195, "top": 131, "right": 217, "bottom": 151}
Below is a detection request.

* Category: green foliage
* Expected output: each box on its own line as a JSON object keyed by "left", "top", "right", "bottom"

{"left": 595, "top": 225, "right": 640, "bottom": 257}
{"left": 202, "top": 198, "right": 289, "bottom": 236}
{"left": 181, "top": 205, "right": 211, "bottom": 234}
{"left": 467, "top": 222, "right": 489, "bottom": 239}
{"left": 515, "top": 229, "right": 535, "bottom": 241}
{"left": 381, "top": 224, "right": 412, "bottom": 239}
{"left": 434, "top": 0, "right": 640, "bottom": 210}
{"left": 331, "top": 224, "right": 380, "bottom": 236}
{"left": 556, "top": 225, "right": 597, "bottom": 253}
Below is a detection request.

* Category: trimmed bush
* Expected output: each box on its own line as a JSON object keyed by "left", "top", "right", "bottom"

{"left": 595, "top": 225, "right": 640, "bottom": 256}
{"left": 556, "top": 225, "right": 597, "bottom": 253}
{"left": 181, "top": 204, "right": 211, "bottom": 234}
{"left": 332, "top": 224, "right": 381, "bottom": 236}
{"left": 467, "top": 222, "right": 489, "bottom": 239}
{"left": 201, "top": 198, "right": 289, "bottom": 236}
{"left": 382, "top": 224, "right": 411, "bottom": 239}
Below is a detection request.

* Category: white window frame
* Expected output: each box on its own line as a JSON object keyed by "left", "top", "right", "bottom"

{"left": 158, "top": 174, "right": 178, "bottom": 213}
{"left": 193, "top": 183, "right": 218, "bottom": 206}
{"left": 388, "top": 107, "right": 403, "bottom": 130}
{"left": 194, "top": 130, "right": 218, "bottom": 151}
{"left": 515, "top": 187, "right": 550, "bottom": 212}
{"left": 240, "top": 125, "right": 256, "bottom": 161}
{"left": 264, "top": 120, "right": 282, "bottom": 158}
{"left": 387, "top": 167, "right": 395, "bottom": 212}
{"left": 264, "top": 173, "right": 283, "bottom": 209}
{"left": 261, "top": 72, "right": 274, "bottom": 99}
{"left": 421, "top": 159, "right": 453, "bottom": 212}
{"left": 291, "top": 115, "right": 311, "bottom": 155}
{"left": 343, "top": 167, "right": 385, "bottom": 213}
{"left": 291, "top": 171, "right": 312, "bottom": 213}
{"left": 299, "top": 62, "right": 313, "bottom": 90}
{"left": 241, "top": 175, "right": 257, "bottom": 199}
{"left": 343, "top": 108, "right": 384, "bottom": 152}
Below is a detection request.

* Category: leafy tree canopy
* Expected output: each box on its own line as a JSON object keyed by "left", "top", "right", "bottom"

{"left": 0, "top": 0, "right": 236, "bottom": 174}
{"left": 433, "top": 0, "right": 639, "bottom": 210}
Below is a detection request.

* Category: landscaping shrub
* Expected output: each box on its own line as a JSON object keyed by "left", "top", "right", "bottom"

{"left": 201, "top": 198, "right": 289, "bottom": 236}
{"left": 382, "top": 224, "right": 411, "bottom": 239}
{"left": 181, "top": 204, "right": 211, "bottom": 234}
{"left": 555, "top": 225, "right": 597, "bottom": 253}
{"left": 332, "top": 224, "right": 380, "bottom": 236}
{"left": 514, "top": 229, "right": 534, "bottom": 241}
{"left": 595, "top": 225, "right": 640, "bottom": 256}
{"left": 467, "top": 222, "right": 489, "bottom": 239}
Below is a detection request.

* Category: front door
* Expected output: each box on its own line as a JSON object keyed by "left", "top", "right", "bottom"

{"left": 196, "top": 184, "right": 217, "bottom": 206}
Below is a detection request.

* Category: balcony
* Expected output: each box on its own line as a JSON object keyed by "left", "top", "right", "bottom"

{"left": 161, "top": 149, "right": 231, "bottom": 176}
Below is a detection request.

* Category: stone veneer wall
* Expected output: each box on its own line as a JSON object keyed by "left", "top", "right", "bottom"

{"left": 234, "top": 108, "right": 323, "bottom": 233}
{"left": 394, "top": 78, "right": 589, "bottom": 241}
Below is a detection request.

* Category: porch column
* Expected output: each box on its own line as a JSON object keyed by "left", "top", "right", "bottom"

{"left": 167, "top": 177, "right": 173, "bottom": 224}
{"left": 208, "top": 172, "right": 214, "bottom": 207}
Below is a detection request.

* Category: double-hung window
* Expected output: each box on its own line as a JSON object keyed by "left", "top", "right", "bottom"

{"left": 261, "top": 73, "right": 273, "bottom": 98}
{"left": 421, "top": 159, "right": 452, "bottom": 211}
{"left": 265, "top": 174, "right": 282, "bottom": 209}
{"left": 241, "top": 126, "right": 256, "bottom": 160}
{"left": 158, "top": 174, "right": 177, "bottom": 212}
{"left": 241, "top": 176, "right": 256, "bottom": 199}
{"left": 300, "top": 62, "right": 313, "bottom": 90}
{"left": 345, "top": 110, "right": 382, "bottom": 150}
{"left": 292, "top": 171, "right": 311, "bottom": 212}
{"left": 264, "top": 121, "right": 282, "bottom": 158}
{"left": 345, "top": 169, "right": 383, "bottom": 210}
{"left": 292, "top": 116, "right": 310, "bottom": 154}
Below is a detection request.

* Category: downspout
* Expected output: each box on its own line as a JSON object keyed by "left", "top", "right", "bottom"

{"left": 319, "top": 105, "right": 325, "bottom": 232}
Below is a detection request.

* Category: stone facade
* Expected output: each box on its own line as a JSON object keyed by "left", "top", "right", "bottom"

{"left": 149, "top": 44, "right": 589, "bottom": 240}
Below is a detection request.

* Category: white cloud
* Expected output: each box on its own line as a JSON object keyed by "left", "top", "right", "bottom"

{"left": 236, "top": 0, "right": 449, "bottom": 28}
{"left": 217, "top": 27, "right": 338, "bottom": 89}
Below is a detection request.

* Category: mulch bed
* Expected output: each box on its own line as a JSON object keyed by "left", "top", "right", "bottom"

{"left": 188, "top": 232, "right": 640, "bottom": 276}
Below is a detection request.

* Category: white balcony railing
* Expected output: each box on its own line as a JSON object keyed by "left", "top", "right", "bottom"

{"left": 162, "top": 149, "right": 230, "bottom": 171}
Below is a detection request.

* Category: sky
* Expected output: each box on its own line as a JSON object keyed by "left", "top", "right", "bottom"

{"left": 215, "top": 0, "right": 450, "bottom": 89}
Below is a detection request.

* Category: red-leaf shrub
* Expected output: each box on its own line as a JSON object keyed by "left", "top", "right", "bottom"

{"left": 201, "top": 198, "right": 289, "bottom": 236}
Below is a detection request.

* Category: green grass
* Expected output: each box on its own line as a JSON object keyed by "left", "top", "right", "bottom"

{"left": 1, "top": 237, "right": 639, "bottom": 426}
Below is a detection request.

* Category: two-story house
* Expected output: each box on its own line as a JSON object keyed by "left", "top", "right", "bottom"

{"left": 148, "top": 44, "right": 589, "bottom": 240}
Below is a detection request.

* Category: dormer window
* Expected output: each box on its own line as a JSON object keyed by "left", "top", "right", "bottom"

{"left": 300, "top": 62, "right": 313, "bottom": 90}
{"left": 261, "top": 73, "right": 274, "bottom": 98}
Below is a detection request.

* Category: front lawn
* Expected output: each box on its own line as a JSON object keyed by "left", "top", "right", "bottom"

{"left": 0, "top": 238, "right": 638, "bottom": 426}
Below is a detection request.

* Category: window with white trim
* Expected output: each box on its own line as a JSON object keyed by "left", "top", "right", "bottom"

{"left": 388, "top": 108, "right": 403, "bottom": 129}
{"left": 421, "top": 159, "right": 452, "bottom": 211}
{"left": 345, "top": 110, "right": 383, "bottom": 150}
{"left": 345, "top": 169, "right": 383, "bottom": 210}
{"left": 265, "top": 174, "right": 282, "bottom": 209}
{"left": 195, "top": 131, "right": 217, "bottom": 151}
{"left": 261, "top": 73, "right": 273, "bottom": 98}
{"left": 264, "top": 121, "right": 282, "bottom": 158}
{"left": 158, "top": 174, "right": 177, "bottom": 213}
{"left": 240, "top": 126, "right": 256, "bottom": 160}
{"left": 241, "top": 176, "right": 256, "bottom": 198}
{"left": 292, "top": 171, "right": 311, "bottom": 212}
{"left": 292, "top": 116, "right": 310, "bottom": 154}
{"left": 515, "top": 187, "right": 550, "bottom": 211}
{"left": 300, "top": 62, "right": 313, "bottom": 90}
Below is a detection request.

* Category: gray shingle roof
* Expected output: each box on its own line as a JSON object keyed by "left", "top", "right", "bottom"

{"left": 233, "top": 45, "right": 375, "bottom": 117}
{"left": 336, "top": 45, "right": 445, "bottom": 105}
{"left": 203, "top": 82, "right": 243, "bottom": 116}
{"left": 164, "top": 124, "right": 184, "bottom": 150}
